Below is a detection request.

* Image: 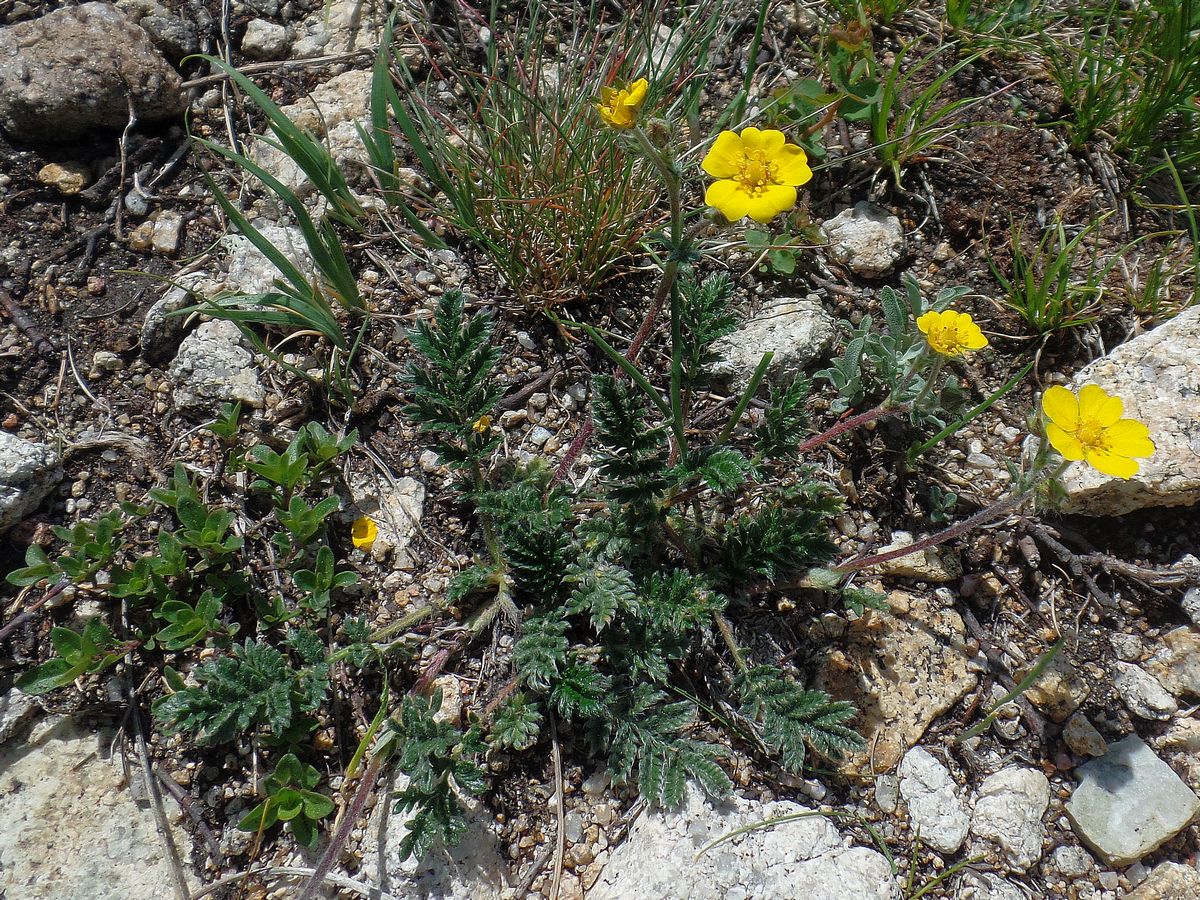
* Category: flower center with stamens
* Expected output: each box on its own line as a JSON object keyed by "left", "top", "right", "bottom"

{"left": 737, "top": 151, "right": 776, "bottom": 195}
{"left": 1076, "top": 420, "right": 1105, "bottom": 451}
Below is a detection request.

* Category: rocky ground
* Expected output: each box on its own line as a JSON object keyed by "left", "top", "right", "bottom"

{"left": 1, "top": 1, "right": 1199, "bottom": 899}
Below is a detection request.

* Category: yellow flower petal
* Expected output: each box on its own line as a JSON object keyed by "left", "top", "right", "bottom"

{"left": 351, "top": 516, "right": 378, "bottom": 550}
{"left": 915, "top": 311, "right": 937, "bottom": 335}
{"left": 772, "top": 144, "right": 813, "bottom": 185}
{"left": 1045, "top": 422, "right": 1085, "bottom": 460}
{"left": 744, "top": 183, "right": 797, "bottom": 223}
{"left": 1041, "top": 385, "right": 1079, "bottom": 431}
{"left": 702, "top": 131, "right": 745, "bottom": 178}
{"left": 1077, "top": 383, "right": 1123, "bottom": 427}
{"left": 1104, "top": 419, "right": 1155, "bottom": 458}
{"left": 740, "top": 127, "right": 786, "bottom": 156}
{"left": 705, "top": 178, "right": 753, "bottom": 221}
{"left": 1085, "top": 447, "right": 1140, "bottom": 479}
{"left": 625, "top": 78, "right": 649, "bottom": 106}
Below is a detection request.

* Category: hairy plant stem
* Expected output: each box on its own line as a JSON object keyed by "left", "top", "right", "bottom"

{"left": 793, "top": 403, "right": 909, "bottom": 456}
{"left": 833, "top": 456, "right": 1070, "bottom": 574}
{"left": 713, "top": 612, "right": 749, "bottom": 673}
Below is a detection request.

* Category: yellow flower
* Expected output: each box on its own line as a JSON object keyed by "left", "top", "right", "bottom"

{"left": 351, "top": 516, "right": 378, "bottom": 550}
{"left": 1041, "top": 384, "right": 1155, "bottom": 479}
{"left": 701, "top": 127, "right": 812, "bottom": 224}
{"left": 471, "top": 414, "right": 492, "bottom": 434}
{"left": 597, "top": 78, "right": 648, "bottom": 129}
{"left": 915, "top": 309, "right": 989, "bottom": 356}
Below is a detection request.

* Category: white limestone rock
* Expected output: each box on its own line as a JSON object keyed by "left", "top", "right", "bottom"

{"left": 820, "top": 202, "right": 905, "bottom": 278}
{"left": 0, "top": 432, "right": 61, "bottom": 533}
{"left": 897, "top": 747, "right": 970, "bottom": 853}
{"left": 969, "top": 767, "right": 1050, "bottom": 871}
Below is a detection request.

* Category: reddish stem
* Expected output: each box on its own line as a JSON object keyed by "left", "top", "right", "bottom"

{"left": 795, "top": 403, "right": 907, "bottom": 456}
{"left": 833, "top": 492, "right": 1023, "bottom": 574}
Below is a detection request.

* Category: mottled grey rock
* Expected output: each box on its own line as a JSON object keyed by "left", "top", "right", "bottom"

{"left": 591, "top": 786, "right": 900, "bottom": 900}
{"left": 820, "top": 202, "right": 904, "bottom": 278}
{"left": 969, "top": 767, "right": 1049, "bottom": 871}
{"left": 115, "top": 0, "right": 198, "bottom": 59}
{"left": 0, "top": 718, "right": 196, "bottom": 899}
{"left": 1067, "top": 735, "right": 1200, "bottom": 866}
{"left": 222, "top": 223, "right": 313, "bottom": 295}
{"left": 1127, "top": 861, "right": 1200, "bottom": 900}
{"left": 709, "top": 296, "right": 837, "bottom": 388}
{"left": 293, "top": 0, "right": 386, "bottom": 57}
{"left": 345, "top": 472, "right": 424, "bottom": 567}
{"left": 897, "top": 747, "right": 969, "bottom": 853}
{"left": 0, "top": 3, "right": 185, "bottom": 142}
{"left": 168, "top": 320, "right": 265, "bottom": 411}
{"left": 1058, "top": 305, "right": 1200, "bottom": 516}
{"left": 1114, "top": 661, "right": 1178, "bottom": 720}
{"left": 1183, "top": 588, "right": 1200, "bottom": 628}
{"left": 241, "top": 19, "right": 291, "bottom": 60}
{"left": 1063, "top": 713, "right": 1107, "bottom": 758}
{"left": 0, "top": 689, "right": 36, "bottom": 746}
{"left": 1143, "top": 626, "right": 1200, "bottom": 699}
{"left": 956, "top": 872, "right": 1031, "bottom": 900}
{"left": 140, "top": 284, "right": 195, "bottom": 364}
{"left": 1051, "top": 844, "right": 1093, "bottom": 878}
{"left": 0, "top": 432, "right": 61, "bottom": 532}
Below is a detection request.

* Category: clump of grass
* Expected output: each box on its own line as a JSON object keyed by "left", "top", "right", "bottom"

{"left": 386, "top": 0, "right": 729, "bottom": 308}
{"left": 989, "top": 216, "right": 1110, "bottom": 335}
{"left": 1030, "top": 0, "right": 1200, "bottom": 187}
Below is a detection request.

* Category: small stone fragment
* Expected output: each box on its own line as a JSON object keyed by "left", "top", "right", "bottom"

{"left": 1182, "top": 587, "right": 1200, "bottom": 628}
{"left": 1113, "top": 662, "right": 1178, "bottom": 720}
{"left": 167, "top": 320, "right": 266, "bottom": 411}
{"left": 0, "top": 688, "right": 37, "bottom": 746}
{"left": 1051, "top": 844, "right": 1093, "bottom": 878}
{"left": 820, "top": 202, "right": 905, "bottom": 278}
{"left": 969, "top": 767, "right": 1050, "bottom": 871}
{"left": 37, "top": 162, "right": 89, "bottom": 195}
{"left": 1020, "top": 654, "right": 1089, "bottom": 723}
{"left": 241, "top": 19, "right": 291, "bottom": 59}
{"left": 0, "top": 431, "right": 62, "bottom": 533}
{"left": 127, "top": 220, "right": 155, "bottom": 251}
{"left": 709, "top": 296, "right": 837, "bottom": 387}
{"left": 872, "top": 530, "right": 961, "bottom": 583}
{"left": 1066, "top": 735, "right": 1200, "bottom": 866}
{"left": 1143, "top": 626, "right": 1200, "bottom": 699}
{"left": 1062, "top": 713, "right": 1107, "bottom": 758}
{"left": 150, "top": 210, "right": 185, "bottom": 256}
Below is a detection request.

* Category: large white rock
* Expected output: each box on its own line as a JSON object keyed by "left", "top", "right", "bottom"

{"left": 1067, "top": 735, "right": 1200, "bottom": 866}
{"left": 1057, "top": 305, "right": 1200, "bottom": 515}
{"left": 969, "top": 767, "right": 1050, "bottom": 871}
{"left": 361, "top": 773, "right": 507, "bottom": 900}
{"left": 897, "top": 747, "right": 969, "bottom": 853}
{"left": 0, "top": 432, "right": 61, "bottom": 532}
{"left": 820, "top": 202, "right": 905, "bottom": 278}
{"left": 0, "top": 717, "right": 196, "bottom": 899}
{"left": 591, "top": 785, "right": 901, "bottom": 900}
{"left": 709, "top": 296, "right": 837, "bottom": 387}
